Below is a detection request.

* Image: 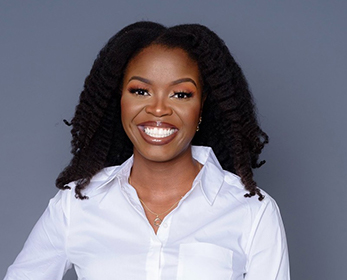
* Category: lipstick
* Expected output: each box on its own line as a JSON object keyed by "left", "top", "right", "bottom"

{"left": 137, "top": 121, "right": 178, "bottom": 145}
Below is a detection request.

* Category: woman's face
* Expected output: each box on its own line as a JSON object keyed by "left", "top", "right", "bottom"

{"left": 121, "top": 44, "right": 203, "bottom": 163}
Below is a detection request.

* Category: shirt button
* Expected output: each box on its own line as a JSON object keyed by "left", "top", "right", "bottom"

{"left": 162, "top": 222, "right": 168, "bottom": 228}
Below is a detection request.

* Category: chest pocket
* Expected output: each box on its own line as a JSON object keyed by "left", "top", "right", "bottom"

{"left": 177, "top": 243, "right": 233, "bottom": 280}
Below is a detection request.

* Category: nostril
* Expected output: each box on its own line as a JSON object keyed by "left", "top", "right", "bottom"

{"left": 145, "top": 102, "right": 173, "bottom": 117}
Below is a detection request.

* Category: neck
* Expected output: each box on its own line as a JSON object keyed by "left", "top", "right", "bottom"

{"left": 129, "top": 147, "right": 200, "bottom": 201}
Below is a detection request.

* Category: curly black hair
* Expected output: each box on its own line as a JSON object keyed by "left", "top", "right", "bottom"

{"left": 56, "top": 21, "right": 269, "bottom": 201}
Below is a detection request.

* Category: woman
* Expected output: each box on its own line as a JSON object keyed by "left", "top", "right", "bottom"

{"left": 5, "top": 21, "right": 290, "bottom": 279}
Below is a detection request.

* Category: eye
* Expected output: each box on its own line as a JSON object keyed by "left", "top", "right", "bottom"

{"left": 129, "top": 88, "right": 150, "bottom": 96}
{"left": 171, "top": 91, "right": 193, "bottom": 99}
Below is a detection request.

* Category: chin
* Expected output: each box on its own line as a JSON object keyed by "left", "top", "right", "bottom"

{"left": 134, "top": 143, "right": 192, "bottom": 163}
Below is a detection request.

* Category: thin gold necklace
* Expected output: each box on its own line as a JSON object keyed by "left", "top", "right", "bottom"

{"left": 128, "top": 175, "right": 182, "bottom": 227}
{"left": 128, "top": 163, "right": 202, "bottom": 227}
{"left": 139, "top": 197, "right": 181, "bottom": 227}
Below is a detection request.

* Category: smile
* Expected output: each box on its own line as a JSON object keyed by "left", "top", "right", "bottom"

{"left": 144, "top": 127, "right": 176, "bottom": 138}
{"left": 137, "top": 121, "right": 178, "bottom": 145}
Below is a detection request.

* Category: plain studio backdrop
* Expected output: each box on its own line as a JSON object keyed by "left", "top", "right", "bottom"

{"left": 1, "top": 1, "right": 346, "bottom": 279}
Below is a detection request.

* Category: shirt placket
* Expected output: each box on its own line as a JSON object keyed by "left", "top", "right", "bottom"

{"left": 120, "top": 178, "right": 167, "bottom": 280}
{"left": 146, "top": 212, "right": 172, "bottom": 280}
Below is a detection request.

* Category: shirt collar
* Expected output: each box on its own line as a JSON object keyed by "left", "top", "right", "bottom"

{"left": 191, "top": 146, "right": 225, "bottom": 205}
{"left": 78, "top": 146, "right": 225, "bottom": 205}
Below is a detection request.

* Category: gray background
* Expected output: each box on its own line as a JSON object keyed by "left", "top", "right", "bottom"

{"left": 1, "top": 1, "right": 346, "bottom": 279}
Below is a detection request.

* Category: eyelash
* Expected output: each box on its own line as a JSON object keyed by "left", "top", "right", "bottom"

{"left": 129, "top": 88, "right": 150, "bottom": 96}
{"left": 129, "top": 88, "right": 193, "bottom": 99}
{"left": 171, "top": 91, "right": 193, "bottom": 99}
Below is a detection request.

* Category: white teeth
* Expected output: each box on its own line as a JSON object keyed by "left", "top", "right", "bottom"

{"left": 144, "top": 127, "right": 175, "bottom": 138}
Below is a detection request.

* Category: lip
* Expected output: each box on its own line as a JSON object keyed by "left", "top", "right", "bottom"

{"left": 137, "top": 121, "right": 178, "bottom": 145}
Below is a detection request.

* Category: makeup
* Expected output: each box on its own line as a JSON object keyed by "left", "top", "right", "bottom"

{"left": 137, "top": 121, "right": 178, "bottom": 145}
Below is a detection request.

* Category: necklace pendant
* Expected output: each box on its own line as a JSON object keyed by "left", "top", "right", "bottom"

{"left": 154, "top": 217, "right": 162, "bottom": 227}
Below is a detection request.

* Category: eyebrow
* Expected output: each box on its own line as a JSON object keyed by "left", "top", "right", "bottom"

{"left": 128, "top": 76, "right": 197, "bottom": 87}
{"left": 171, "top": 78, "right": 197, "bottom": 87}
{"left": 128, "top": 76, "right": 152, "bottom": 85}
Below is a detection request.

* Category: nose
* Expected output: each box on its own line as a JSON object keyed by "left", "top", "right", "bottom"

{"left": 145, "top": 95, "right": 173, "bottom": 117}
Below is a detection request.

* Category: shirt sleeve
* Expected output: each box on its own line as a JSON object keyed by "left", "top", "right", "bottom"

{"left": 4, "top": 190, "right": 72, "bottom": 280}
{"left": 244, "top": 197, "right": 290, "bottom": 280}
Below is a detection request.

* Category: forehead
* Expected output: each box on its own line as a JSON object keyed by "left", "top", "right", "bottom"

{"left": 123, "top": 45, "right": 200, "bottom": 84}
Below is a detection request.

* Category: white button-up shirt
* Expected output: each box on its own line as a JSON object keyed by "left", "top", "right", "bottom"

{"left": 5, "top": 146, "right": 290, "bottom": 280}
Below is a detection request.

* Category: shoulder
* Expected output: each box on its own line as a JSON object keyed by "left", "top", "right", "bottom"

{"left": 63, "top": 164, "right": 124, "bottom": 197}
{"left": 222, "top": 170, "right": 280, "bottom": 218}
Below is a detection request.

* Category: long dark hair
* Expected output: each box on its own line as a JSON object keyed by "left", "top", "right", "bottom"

{"left": 56, "top": 21, "right": 268, "bottom": 201}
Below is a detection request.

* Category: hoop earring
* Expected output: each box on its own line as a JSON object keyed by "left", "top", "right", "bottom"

{"left": 196, "top": 117, "right": 202, "bottom": 132}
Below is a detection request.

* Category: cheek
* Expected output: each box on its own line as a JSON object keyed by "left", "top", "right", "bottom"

{"left": 177, "top": 105, "right": 201, "bottom": 130}
{"left": 120, "top": 97, "right": 136, "bottom": 130}
{"left": 121, "top": 97, "right": 139, "bottom": 122}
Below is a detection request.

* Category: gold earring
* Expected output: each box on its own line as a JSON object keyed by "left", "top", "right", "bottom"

{"left": 196, "top": 117, "right": 202, "bottom": 132}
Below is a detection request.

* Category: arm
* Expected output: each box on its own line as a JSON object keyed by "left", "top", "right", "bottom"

{"left": 4, "top": 190, "right": 72, "bottom": 280}
{"left": 244, "top": 197, "right": 290, "bottom": 280}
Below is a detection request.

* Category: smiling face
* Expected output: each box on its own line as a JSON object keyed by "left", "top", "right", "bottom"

{"left": 121, "top": 44, "right": 203, "bottom": 163}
